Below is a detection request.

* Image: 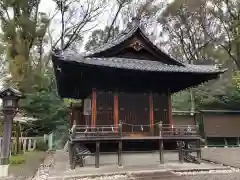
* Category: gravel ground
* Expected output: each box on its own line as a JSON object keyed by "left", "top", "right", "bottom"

{"left": 31, "top": 151, "right": 54, "bottom": 180}
{"left": 186, "top": 173, "right": 240, "bottom": 180}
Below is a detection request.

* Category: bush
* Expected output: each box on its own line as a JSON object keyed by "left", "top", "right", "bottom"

{"left": 36, "top": 140, "right": 48, "bottom": 151}
{"left": 10, "top": 155, "right": 25, "bottom": 165}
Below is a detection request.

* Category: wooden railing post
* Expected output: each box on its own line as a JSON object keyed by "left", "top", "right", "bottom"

{"left": 95, "top": 141, "right": 100, "bottom": 168}
{"left": 196, "top": 124, "right": 200, "bottom": 136}
{"left": 196, "top": 139, "right": 201, "bottom": 162}
{"left": 118, "top": 140, "right": 122, "bottom": 166}
{"left": 179, "top": 141, "right": 184, "bottom": 163}
{"left": 159, "top": 140, "right": 164, "bottom": 164}
{"left": 159, "top": 121, "right": 162, "bottom": 137}
{"left": 68, "top": 141, "right": 75, "bottom": 169}
{"left": 119, "top": 120, "right": 123, "bottom": 137}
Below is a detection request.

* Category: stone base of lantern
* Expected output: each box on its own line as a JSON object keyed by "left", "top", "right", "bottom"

{"left": 0, "top": 164, "right": 9, "bottom": 177}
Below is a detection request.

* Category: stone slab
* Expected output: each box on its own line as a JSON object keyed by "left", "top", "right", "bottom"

{"left": 47, "top": 150, "right": 225, "bottom": 179}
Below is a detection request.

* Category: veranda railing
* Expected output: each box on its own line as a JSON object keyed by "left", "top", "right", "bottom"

{"left": 69, "top": 123, "right": 200, "bottom": 139}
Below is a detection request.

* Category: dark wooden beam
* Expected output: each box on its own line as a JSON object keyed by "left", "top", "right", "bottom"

{"left": 168, "top": 90, "right": 173, "bottom": 125}
{"left": 149, "top": 92, "right": 154, "bottom": 134}
{"left": 91, "top": 88, "right": 97, "bottom": 127}
{"left": 114, "top": 92, "right": 119, "bottom": 131}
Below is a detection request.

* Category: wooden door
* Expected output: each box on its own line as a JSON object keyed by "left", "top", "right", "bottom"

{"left": 152, "top": 93, "right": 169, "bottom": 125}
{"left": 96, "top": 92, "right": 114, "bottom": 126}
{"left": 118, "top": 93, "right": 149, "bottom": 133}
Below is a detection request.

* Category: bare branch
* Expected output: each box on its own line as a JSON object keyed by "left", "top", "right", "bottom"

{"left": 104, "top": 0, "right": 126, "bottom": 43}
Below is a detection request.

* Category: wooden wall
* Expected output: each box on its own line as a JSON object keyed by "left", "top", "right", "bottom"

{"left": 70, "top": 90, "right": 172, "bottom": 132}
{"left": 203, "top": 114, "right": 240, "bottom": 137}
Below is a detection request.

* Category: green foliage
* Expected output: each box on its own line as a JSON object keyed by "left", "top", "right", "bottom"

{"left": 193, "top": 72, "right": 240, "bottom": 110}
{"left": 0, "top": 0, "right": 50, "bottom": 92}
{"left": 36, "top": 140, "right": 48, "bottom": 151}
{"left": 16, "top": 69, "right": 69, "bottom": 136}
{"left": 20, "top": 89, "right": 68, "bottom": 135}
{"left": 172, "top": 71, "right": 240, "bottom": 111}
{"left": 9, "top": 155, "right": 25, "bottom": 165}
{"left": 172, "top": 91, "right": 191, "bottom": 111}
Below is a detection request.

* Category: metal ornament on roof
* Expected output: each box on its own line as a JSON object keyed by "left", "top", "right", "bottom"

{"left": 130, "top": 40, "right": 144, "bottom": 51}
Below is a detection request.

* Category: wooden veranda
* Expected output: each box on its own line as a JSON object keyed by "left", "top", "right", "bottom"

{"left": 68, "top": 123, "right": 201, "bottom": 169}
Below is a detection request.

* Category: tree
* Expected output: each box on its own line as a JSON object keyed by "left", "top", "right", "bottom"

{"left": 158, "top": 2, "right": 214, "bottom": 113}
{"left": 85, "top": 0, "right": 166, "bottom": 51}
{"left": 52, "top": 0, "right": 106, "bottom": 50}
{"left": 0, "top": 0, "right": 50, "bottom": 92}
{"left": 19, "top": 72, "right": 69, "bottom": 136}
{"left": 157, "top": 0, "right": 240, "bottom": 112}
{"left": 163, "top": 0, "right": 240, "bottom": 69}
{"left": 195, "top": 71, "right": 240, "bottom": 110}
{"left": 203, "top": 0, "right": 240, "bottom": 69}
{"left": 85, "top": 26, "right": 120, "bottom": 52}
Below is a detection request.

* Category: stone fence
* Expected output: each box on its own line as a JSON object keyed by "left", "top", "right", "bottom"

{"left": 0, "top": 136, "right": 44, "bottom": 153}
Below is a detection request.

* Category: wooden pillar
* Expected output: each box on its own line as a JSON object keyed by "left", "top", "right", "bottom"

{"left": 196, "top": 139, "right": 201, "bottom": 161}
{"left": 95, "top": 141, "right": 100, "bottom": 168}
{"left": 91, "top": 88, "right": 97, "bottom": 127}
{"left": 149, "top": 92, "right": 154, "bottom": 133}
{"left": 68, "top": 142, "right": 75, "bottom": 169}
{"left": 114, "top": 92, "right": 119, "bottom": 130}
{"left": 168, "top": 90, "right": 173, "bottom": 125}
{"left": 179, "top": 141, "right": 184, "bottom": 163}
{"left": 159, "top": 140, "right": 164, "bottom": 164}
{"left": 118, "top": 141, "right": 122, "bottom": 166}
{"left": 224, "top": 138, "right": 228, "bottom": 147}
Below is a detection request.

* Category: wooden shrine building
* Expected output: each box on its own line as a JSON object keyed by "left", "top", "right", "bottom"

{"left": 51, "top": 18, "right": 225, "bottom": 168}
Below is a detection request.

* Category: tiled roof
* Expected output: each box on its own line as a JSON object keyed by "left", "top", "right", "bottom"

{"left": 53, "top": 51, "right": 226, "bottom": 74}
{"left": 0, "top": 86, "right": 23, "bottom": 97}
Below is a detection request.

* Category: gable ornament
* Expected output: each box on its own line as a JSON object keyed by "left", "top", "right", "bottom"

{"left": 130, "top": 40, "right": 144, "bottom": 51}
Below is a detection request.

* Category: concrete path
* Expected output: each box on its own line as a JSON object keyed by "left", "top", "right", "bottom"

{"left": 202, "top": 148, "right": 240, "bottom": 168}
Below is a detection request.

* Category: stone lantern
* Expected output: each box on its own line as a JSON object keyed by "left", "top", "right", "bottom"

{"left": 0, "top": 86, "right": 23, "bottom": 177}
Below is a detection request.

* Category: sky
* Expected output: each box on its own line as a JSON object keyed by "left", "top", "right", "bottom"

{"left": 39, "top": 0, "right": 56, "bottom": 13}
